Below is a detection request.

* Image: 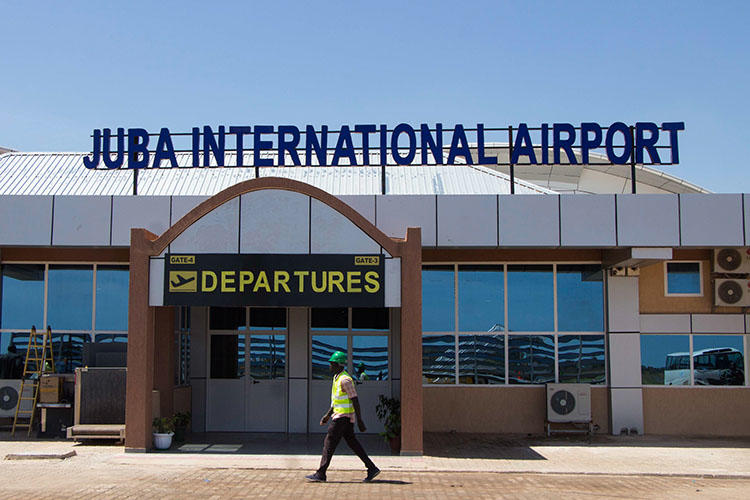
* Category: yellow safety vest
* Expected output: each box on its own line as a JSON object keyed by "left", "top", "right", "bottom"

{"left": 331, "top": 370, "right": 354, "bottom": 415}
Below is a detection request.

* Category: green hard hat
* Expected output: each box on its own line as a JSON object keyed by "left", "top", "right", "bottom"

{"left": 328, "top": 351, "right": 347, "bottom": 364}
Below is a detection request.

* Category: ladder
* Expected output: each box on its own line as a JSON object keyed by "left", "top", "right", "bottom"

{"left": 12, "top": 326, "right": 55, "bottom": 436}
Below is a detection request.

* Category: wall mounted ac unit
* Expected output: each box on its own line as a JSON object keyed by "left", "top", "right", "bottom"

{"left": 546, "top": 383, "right": 591, "bottom": 423}
{"left": 714, "top": 278, "right": 750, "bottom": 307}
{"left": 714, "top": 248, "right": 750, "bottom": 274}
{"left": 0, "top": 379, "right": 21, "bottom": 418}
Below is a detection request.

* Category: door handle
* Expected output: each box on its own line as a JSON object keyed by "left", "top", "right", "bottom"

{"left": 252, "top": 379, "right": 260, "bottom": 384}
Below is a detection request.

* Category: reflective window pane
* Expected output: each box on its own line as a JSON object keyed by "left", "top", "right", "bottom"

{"left": 458, "top": 334, "right": 505, "bottom": 384}
{"left": 0, "top": 332, "right": 25, "bottom": 378}
{"left": 557, "top": 265, "right": 604, "bottom": 332}
{"left": 422, "top": 335, "right": 455, "bottom": 384}
{"left": 249, "top": 335, "right": 286, "bottom": 379}
{"left": 508, "top": 335, "right": 555, "bottom": 384}
{"left": 95, "top": 266, "right": 129, "bottom": 331}
{"left": 558, "top": 335, "right": 606, "bottom": 384}
{"left": 666, "top": 262, "right": 701, "bottom": 294}
{"left": 209, "top": 307, "right": 246, "bottom": 330}
{"left": 352, "top": 335, "right": 388, "bottom": 381}
{"left": 52, "top": 333, "right": 90, "bottom": 373}
{"left": 94, "top": 334, "right": 127, "bottom": 343}
{"left": 312, "top": 335, "right": 347, "bottom": 380}
{"left": 458, "top": 266, "right": 504, "bottom": 332}
{"left": 508, "top": 265, "right": 553, "bottom": 332}
{"left": 693, "top": 335, "right": 744, "bottom": 386}
{"left": 48, "top": 265, "right": 93, "bottom": 330}
{"left": 1, "top": 264, "right": 44, "bottom": 330}
{"left": 352, "top": 308, "right": 389, "bottom": 331}
{"left": 640, "top": 335, "right": 690, "bottom": 385}
{"left": 422, "top": 266, "right": 455, "bottom": 332}
{"left": 210, "top": 334, "right": 244, "bottom": 378}
{"left": 311, "top": 308, "right": 348, "bottom": 330}
{"left": 249, "top": 308, "right": 286, "bottom": 330}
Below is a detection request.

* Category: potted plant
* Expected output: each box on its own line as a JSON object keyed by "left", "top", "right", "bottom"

{"left": 152, "top": 416, "right": 175, "bottom": 450}
{"left": 375, "top": 395, "right": 401, "bottom": 455}
{"left": 172, "top": 411, "right": 191, "bottom": 443}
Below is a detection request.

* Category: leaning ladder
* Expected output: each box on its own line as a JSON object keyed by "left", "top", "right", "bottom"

{"left": 12, "top": 326, "right": 55, "bottom": 436}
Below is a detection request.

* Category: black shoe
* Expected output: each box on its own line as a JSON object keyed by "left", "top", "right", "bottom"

{"left": 363, "top": 467, "right": 380, "bottom": 482}
{"left": 305, "top": 473, "right": 326, "bottom": 482}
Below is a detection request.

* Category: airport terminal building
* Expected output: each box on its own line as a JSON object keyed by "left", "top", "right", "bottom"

{"left": 0, "top": 124, "right": 749, "bottom": 453}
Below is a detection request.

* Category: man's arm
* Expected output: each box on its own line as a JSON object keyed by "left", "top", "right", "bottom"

{"left": 351, "top": 397, "right": 367, "bottom": 432}
{"left": 320, "top": 407, "right": 333, "bottom": 426}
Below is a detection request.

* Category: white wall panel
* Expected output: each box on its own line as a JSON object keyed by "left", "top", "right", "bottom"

{"left": 607, "top": 276, "right": 639, "bottom": 333}
{"left": 639, "top": 314, "right": 691, "bottom": 334}
{"left": 338, "top": 195, "right": 376, "bottom": 224}
{"left": 170, "top": 197, "right": 239, "bottom": 253}
{"left": 240, "top": 190, "right": 309, "bottom": 254}
{"left": 0, "top": 195, "right": 53, "bottom": 245}
{"left": 610, "top": 388, "right": 644, "bottom": 435}
{"left": 288, "top": 379, "right": 308, "bottom": 433}
{"left": 310, "top": 199, "right": 380, "bottom": 254}
{"left": 376, "top": 195, "right": 436, "bottom": 245}
{"left": 498, "top": 195, "right": 559, "bottom": 246}
{"left": 112, "top": 196, "right": 171, "bottom": 246}
{"left": 617, "top": 194, "right": 679, "bottom": 247}
{"left": 437, "top": 195, "right": 497, "bottom": 247}
{"left": 385, "top": 257, "right": 401, "bottom": 307}
{"left": 609, "top": 333, "right": 643, "bottom": 387}
{"left": 560, "top": 195, "right": 616, "bottom": 247}
{"left": 52, "top": 196, "right": 111, "bottom": 246}
{"left": 148, "top": 258, "right": 165, "bottom": 307}
{"left": 171, "top": 196, "right": 209, "bottom": 225}
{"left": 691, "top": 314, "right": 745, "bottom": 334}
{"left": 680, "top": 194, "right": 744, "bottom": 246}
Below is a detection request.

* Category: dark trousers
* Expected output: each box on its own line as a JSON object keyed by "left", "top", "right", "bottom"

{"left": 317, "top": 417, "right": 376, "bottom": 476}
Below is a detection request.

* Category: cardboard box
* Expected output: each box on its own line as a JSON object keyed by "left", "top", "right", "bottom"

{"left": 39, "top": 375, "right": 62, "bottom": 403}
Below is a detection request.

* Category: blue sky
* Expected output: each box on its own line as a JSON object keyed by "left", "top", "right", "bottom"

{"left": 1, "top": 1, "right": 748, "bottom": 192}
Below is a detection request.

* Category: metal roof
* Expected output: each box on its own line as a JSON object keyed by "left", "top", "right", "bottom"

{"left": 0, "top": 152, "right": 554, "bottom": 196}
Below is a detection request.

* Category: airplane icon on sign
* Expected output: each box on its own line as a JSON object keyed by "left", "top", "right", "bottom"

{"left": 171, "top": 274, "right": 196, "bottom": 288}
{"left": 169, "top": 271, "right": 198, "bottom": 292}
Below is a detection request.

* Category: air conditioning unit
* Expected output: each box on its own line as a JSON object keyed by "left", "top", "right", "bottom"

{"left": 547, "top": 383, "right": 591, "bottom": 423}
{"left": 715, "top": 278, "right": 750, "bottom": 307}
{"left": 714, "top": 248, "right": 750, "bottom": 274}
{"left": 0, "top": 379, "right": 21, "bottom": 418}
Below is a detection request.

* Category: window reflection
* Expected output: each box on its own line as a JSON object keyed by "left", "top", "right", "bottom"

{"left": 666, "top": 262, "right": 701, "bottom": 295}
{"left": 94, "top": 334, "right": 127, "bottom": 343}
{"left": 210, "top": 334, "right": 244, "bottom": 378}
{"left": 422, "top": 335, "right": 456, "bottom": 384}
{"left": 48, "top": 265, "right": 93, "bottom": 330}
{"left": 557, "top": 265, "right": 603, "bottom": 332}
{"left": 458, "top": 266, "right": 503, "bottom": 332}
{"left": 422, "top": 266, "right": 455, "bottom": 332}
{"left": 693, "top": 335, "right": 744, "bottom": 386}
{"left": 640, "top": 335, "right": 690, "bottom": 385}
{"left": 0, "top": 264, "right": 44, "bottom": 330}
{"left": 249, "top": 335, "right": 286, "bottom": 379}
{"left": 558, "top": 335, "right": 605, "bottom": 384}
{"left": 508, "top": 335, "right": 555, "bottom": 384}
{"left": 352, "top": 308, "right": 389, "bottom": 331}
{"left": 51, "top": 333, "right": 90, "bottom": 373}
{"left": 458, "top": 335, "right": 504, "bottom": 384}
{"left": 352, "top": 335, "right": 388, "bottom": 381}
{"left": 95, "top": 266, "right": 129, "bottom": 331}
{"left": 249, "top": 308, "right": 286, "bottom": 330}
{"left": 311, "top": 308, "right": 348, "bottom": 330}
{"left": 507, "top": 265, "right": 553, "bottom": 332}
{"left": 312, "top": 335, "right": 347, "bottom": 380}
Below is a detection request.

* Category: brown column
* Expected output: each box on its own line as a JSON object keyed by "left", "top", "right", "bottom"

{"left": 125, "top": 229, "right": 156, "bottom": 452}
{"left": 153, "top": 307, "right": 176, "bottom": 419}
{"left": 399, "top": 227, "right": 423, "bottom": 455}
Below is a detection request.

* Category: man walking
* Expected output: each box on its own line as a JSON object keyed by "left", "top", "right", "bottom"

{"left": 306, "top": 351, "right": 380, "bottom": 483}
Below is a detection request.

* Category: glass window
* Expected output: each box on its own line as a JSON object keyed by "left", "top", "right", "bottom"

{"left": 209, "top": 307, "right": 246, "bottom": 330}
{"left": 352, "top": 335, "right": 388, "bottom": 381}
{"left": 693, "top": 335, "right": 744, "bottom": 386}
{"left": 557, "top": 265, "right": 603, "bottom": 332}
{"left": 210, "top": 334, "right": 244, "bottom": 378}
{"left": 52, "top": 333, "right": 90, "bottom": 373}
{"left": 249, "top": 335, "right": 286, "bottom": 379}
{"left": 48, "top": 265, "right": 93, "bottom": 330}
{"left": 458, "top": 334, "right": 505, "bottom": 384}
{"left": 422, "top": 266, "right": 455, "bottom": 332}
{"left": 422, "top": 335, "right": 456, "bottom": 384}
{"left": 249, "top": 308, "right": 286, "bottom": 330}
{"left": 95, "top": 266, "right": 129, "bottom": 331}
{"left": 666, "top": 262, "right": 701, "bottom": 295}
{"left": 311, "top": 308, "right": 348, "bottom": 330}
{"left": 558, "top": 335, "right": 606, "bottom": 384}
{"left": 508, "top": 335, "right": 555, "bottom": 384}
{"left": 352, "top": 308, "right": 389, "bottom": 331}
{"left": 640, "top": 335, "right": 690, "bottom": 385}
{"left": 458, "top": 266, "right": 504, "bottom": 332}
{"left": 311, "top": 335, "right": 347, "bottom": 379}
{"left": 507, "top": 265, "right": 553, "bottom": 332}
{"left": 1, "top": 264, "right": 45, "bottom": 330}
{"left": 94, "top": 334, "right": 127, "bottom": 343}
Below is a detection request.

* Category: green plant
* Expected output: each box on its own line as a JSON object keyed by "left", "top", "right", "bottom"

{"left": 172, "top": 411, "right": 191, "bottom": 428}
{"left": 152, "top": 416, "right": 174, "bottom": 434}
{"left": 375, "top": 395, "right": 401, "bottom": 441}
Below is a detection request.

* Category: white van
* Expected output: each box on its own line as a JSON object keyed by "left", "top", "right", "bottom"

{"left": 664, "top": 347, "right": 744, "bottom": 385}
